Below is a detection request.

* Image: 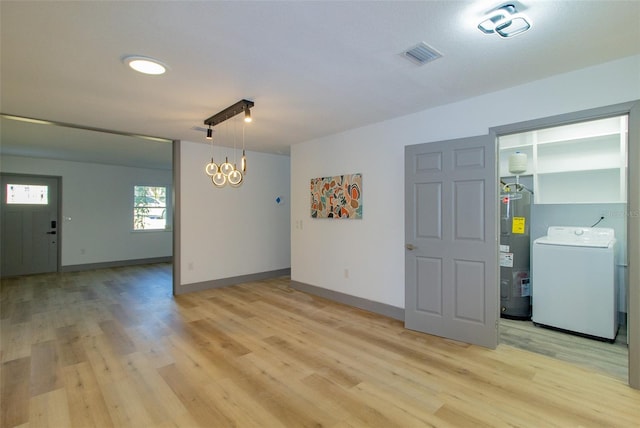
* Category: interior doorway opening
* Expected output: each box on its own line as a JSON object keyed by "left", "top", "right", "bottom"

{"left": 0, "top": 115, "right": 174, "bottom": 288}
{"left": 494, "top": 107, "right": 633, "bottom": 383}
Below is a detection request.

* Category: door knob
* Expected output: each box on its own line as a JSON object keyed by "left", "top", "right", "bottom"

{"left": 405, "top": 244, "right": 416, "bottom": 250}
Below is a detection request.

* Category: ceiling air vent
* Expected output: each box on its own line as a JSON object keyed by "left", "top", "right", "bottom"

{"left": 402, "top": 42, "right": 442, "bottom": 65}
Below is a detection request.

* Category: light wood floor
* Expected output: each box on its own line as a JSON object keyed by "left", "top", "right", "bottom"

{"left": 500, "top": 318, "right": 629, "bottom": 381}
{"left": 2, "top": 264, "right": 639, "bottom": 427}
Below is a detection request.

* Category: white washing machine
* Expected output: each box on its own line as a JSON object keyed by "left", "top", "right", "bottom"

{"left": 532, "top": 226, "right": 618, "bottom": 341}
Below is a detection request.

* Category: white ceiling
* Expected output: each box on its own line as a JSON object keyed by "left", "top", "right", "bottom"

{"left": 1, "top": 1, "right": 639, "bottom": 169}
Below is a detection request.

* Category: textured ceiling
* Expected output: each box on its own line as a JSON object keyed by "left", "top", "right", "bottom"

{"left": 1, "top": 1, "right": 639, "bottom": 169}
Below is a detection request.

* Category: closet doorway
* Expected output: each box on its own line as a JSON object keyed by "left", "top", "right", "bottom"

{"left": 491, "top": 101, "right": 639, "bottom": 388}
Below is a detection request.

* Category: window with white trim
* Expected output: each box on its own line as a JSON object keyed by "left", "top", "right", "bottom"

{"left": 133, "top": 185, "right": 167, "bottom": 230}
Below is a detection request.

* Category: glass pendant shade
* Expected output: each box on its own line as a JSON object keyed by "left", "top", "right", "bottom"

{"left": 228, "top": 166, "right": 243, "bottom": 186}
{"left": 205, "top": 159, "right": 218, "bottom": 176}
{"left": 220, "top": 157, "right": 234, "bottom": 176}
{"left": 212, "top": 171, "right": 227, "bottom": 187}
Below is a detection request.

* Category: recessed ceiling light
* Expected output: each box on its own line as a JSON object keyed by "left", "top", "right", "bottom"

{"left": 122, "top": 55, "right": 168, "bottom": 75}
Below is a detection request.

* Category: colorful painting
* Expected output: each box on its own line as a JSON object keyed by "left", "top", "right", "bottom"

{"left": 310, "top": 173, "right": 362, "bottom": 219}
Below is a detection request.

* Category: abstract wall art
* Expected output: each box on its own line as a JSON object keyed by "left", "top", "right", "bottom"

{"left": 310, "top": 173, "right": 362, "bottom": 219}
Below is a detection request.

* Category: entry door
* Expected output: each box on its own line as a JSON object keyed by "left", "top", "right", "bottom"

{"left": 405, "top": 135, "right": 498, "bottom": 348}
{"left": 1, "top": 174, "right": 59, "bottom": 276}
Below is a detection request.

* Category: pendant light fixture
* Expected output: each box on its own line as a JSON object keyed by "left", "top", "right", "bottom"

{"left": 203, "top": 99, "right": 253, "bottom": 188}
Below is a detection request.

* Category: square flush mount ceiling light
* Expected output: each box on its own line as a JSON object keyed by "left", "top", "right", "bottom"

{"left": 478, "top": 3, "right": 531, "bottom": 38}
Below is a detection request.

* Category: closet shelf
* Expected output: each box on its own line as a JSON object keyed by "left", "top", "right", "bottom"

{"left": 499, "top": 115, "right": 627, "bottom": 204}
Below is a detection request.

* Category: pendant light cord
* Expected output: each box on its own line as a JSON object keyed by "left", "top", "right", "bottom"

{"left": 233, "top": 115, "right": 238, "bottom": 164}
{"left": 211, "top": 129, "right": 219, "bottom": 162}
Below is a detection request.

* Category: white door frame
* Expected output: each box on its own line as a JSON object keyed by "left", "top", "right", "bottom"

{"left": 489, "top": 100, "right": 640, "bottom": 389}
{"left": 172, "top": 139, "right": 181, "bottom": 296}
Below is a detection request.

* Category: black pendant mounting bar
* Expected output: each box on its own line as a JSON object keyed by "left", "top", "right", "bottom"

{"left": 204, "top": 99, "right": 254, "bottom": 127}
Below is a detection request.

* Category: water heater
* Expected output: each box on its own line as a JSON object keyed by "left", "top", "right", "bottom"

{"left": 499, "top": 152, "right": 532, "bottom": 319}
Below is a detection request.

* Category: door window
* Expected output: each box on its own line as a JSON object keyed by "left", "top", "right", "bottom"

{"left": 6, "top": 184, "right": 48, "bottom": 204}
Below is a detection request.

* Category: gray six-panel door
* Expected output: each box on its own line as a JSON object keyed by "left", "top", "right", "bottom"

{"left": 405, "top": 135, "right": 498, "bottom": 348}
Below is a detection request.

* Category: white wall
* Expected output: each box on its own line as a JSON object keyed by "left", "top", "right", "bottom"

{"left": 1, "top": 155, "right": 173, "bottom": 266}
{"left": 178, "top": 142, "right": 290, "bottom": 287}
{"left": 291, "top": 54, "right": 640, "bottom": 310}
